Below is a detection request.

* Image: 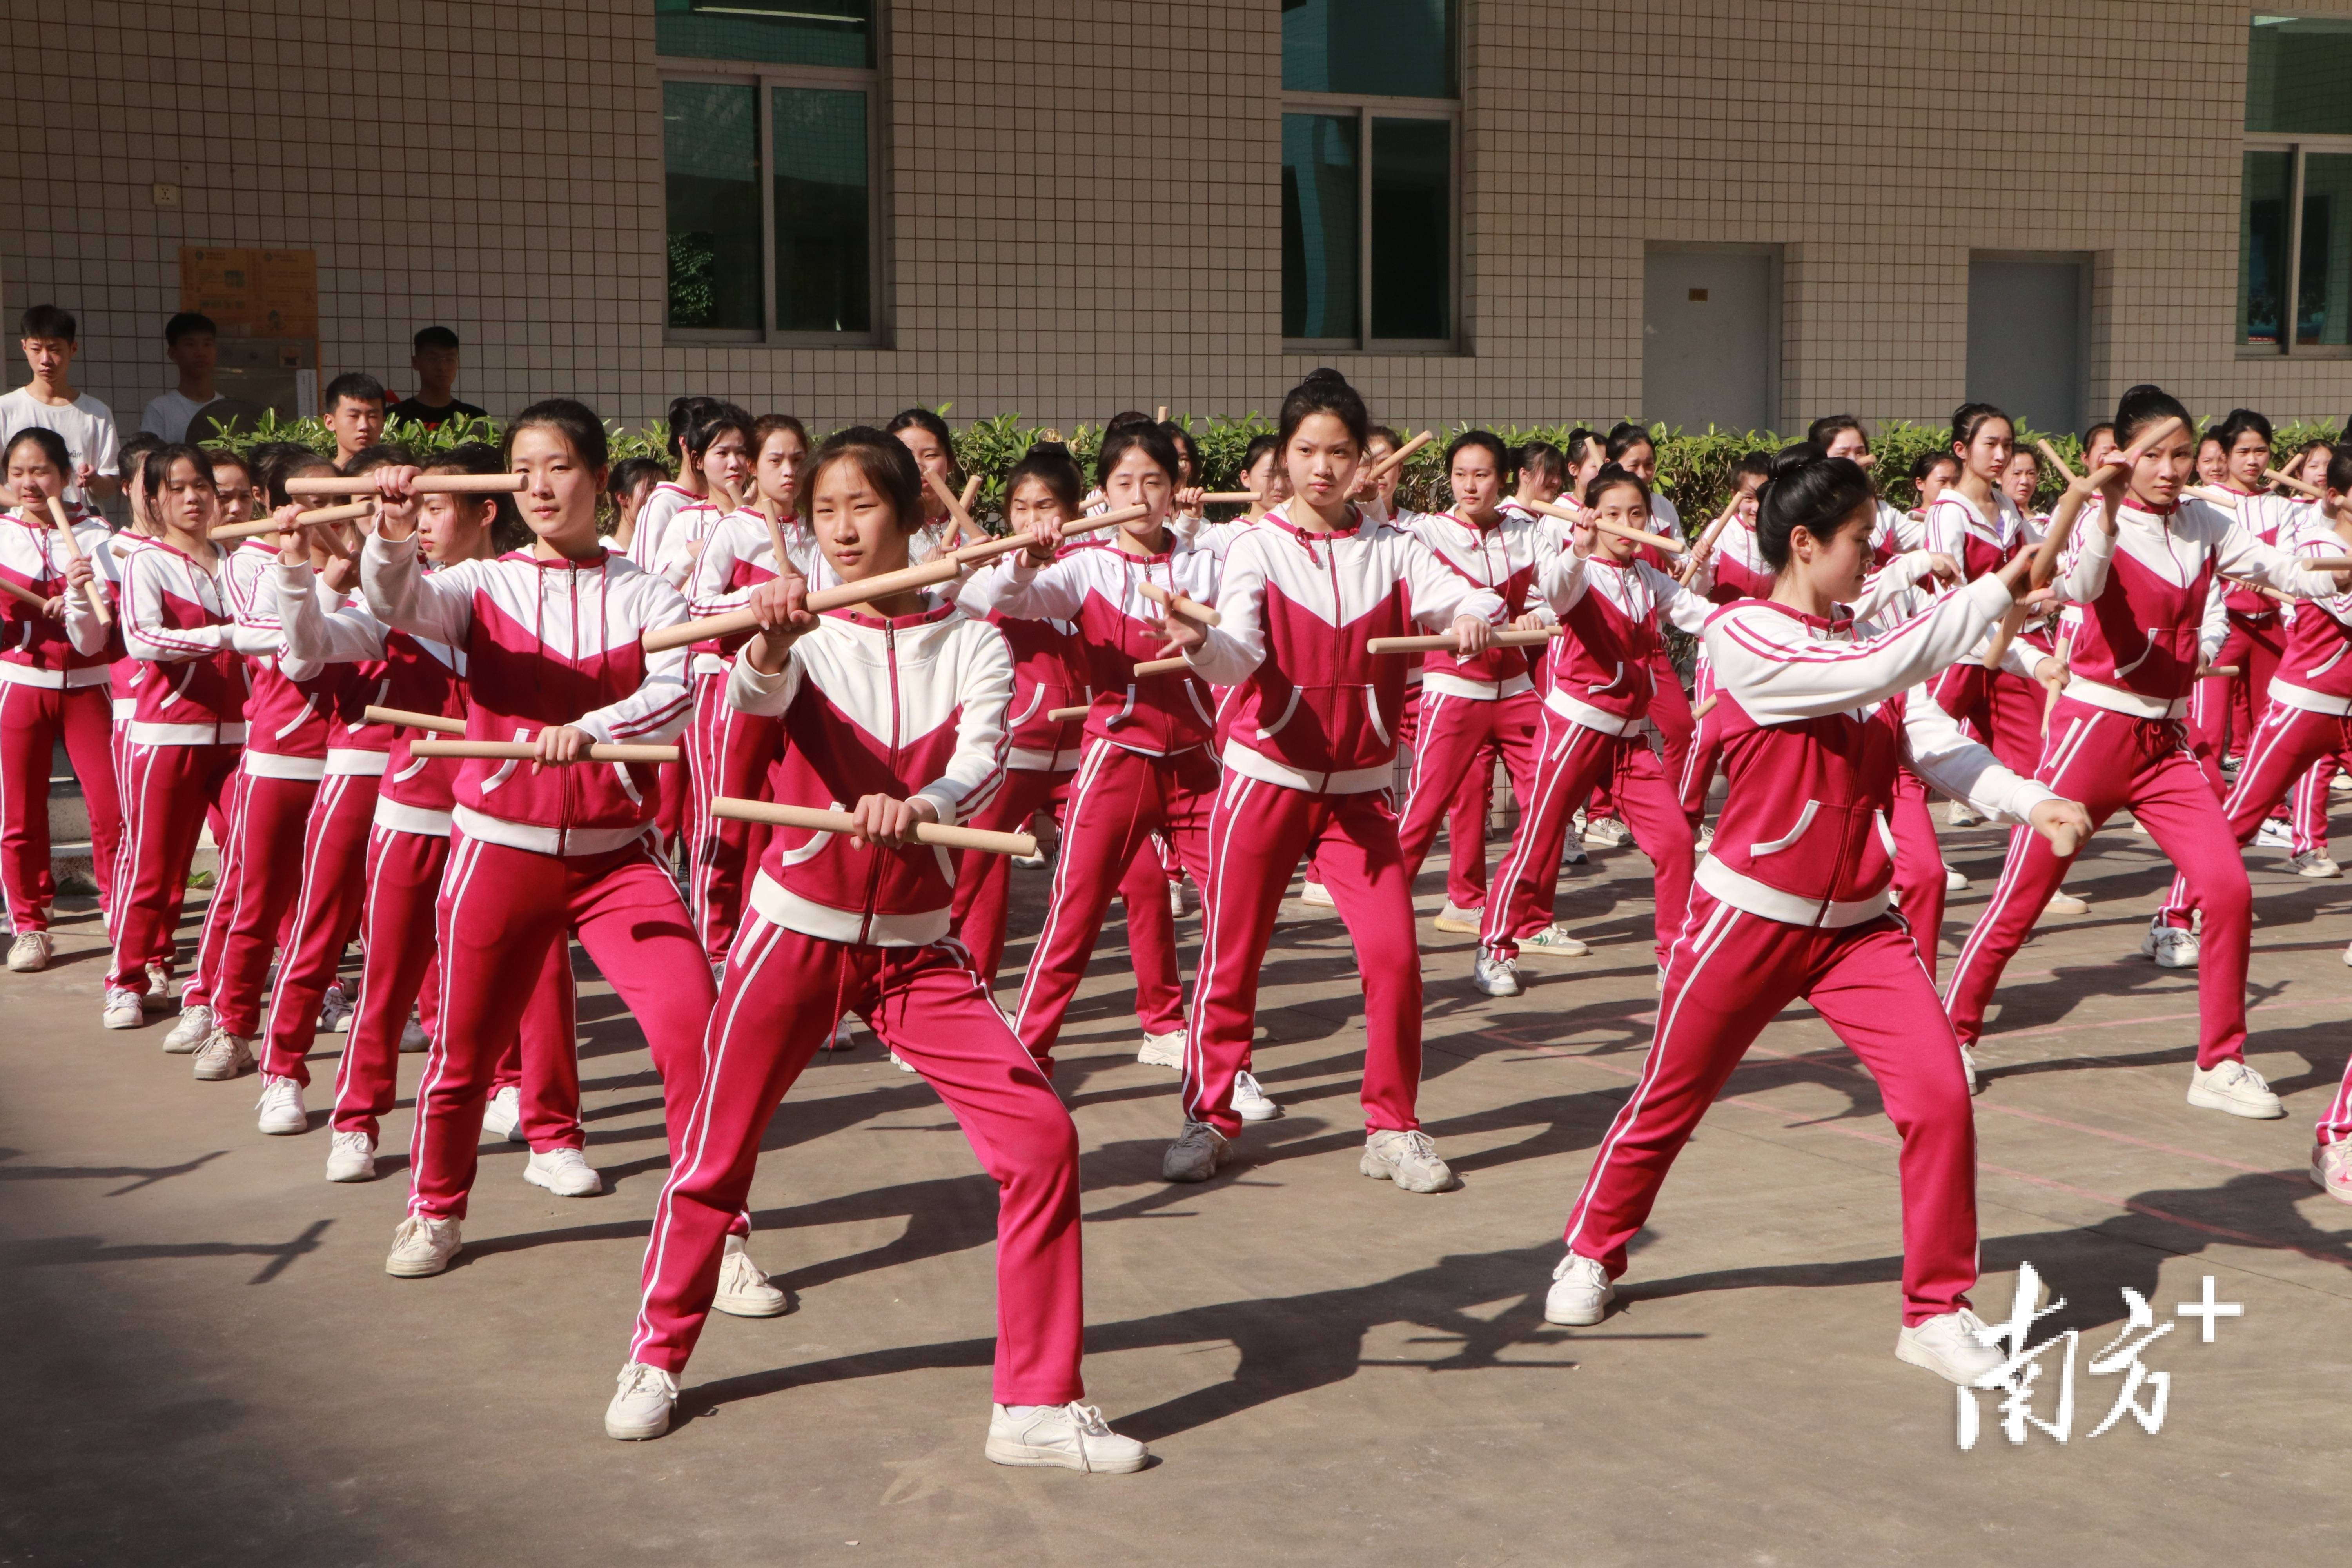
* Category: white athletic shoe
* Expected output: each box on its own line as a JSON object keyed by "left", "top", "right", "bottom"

{"left": 2254, "top": 818, "right": 2295, "bottom": 851}
{"left": 2335, "top": 774, "right": 2352, "bottom": 796}
{"left": 888, "top": 1050, "right": 917, "bottom": 1073}
{"left": 1694, "top": 824, "right": 1713, "bottom": 854}
{"left": 144, "top": 962, "right": 173, "bottom": 1002}
{"left": 2043, "top": 891, "right": 2089, "bottom": 915}
{"left": 604, "top": 1362, "right": 679, "bottom": 1441}
{"left": 1519, "top": 924, "right": 1590, "bottom": 956}
{"left": 2289, "top": 850, "right": 2341, "bottom": 879}
{"left": 316, "top": 981, "right": 354, "bottom": 1033}
{"left": 1559, "top": 842, "right": 1588, "bottom": 867}
{"left": 1947, "top": 800, "right": 1983, "bottom": 827}
{"left": 1011, "top": 846, "right": 1051, "bottom": 871}
{"left": 325, "top": 1129, "right": 378, "bottom": 1182}
{"left": 1896, "top": 1308, "right": 2005, "bottom": 1386}
{"left": 985, "top": 1401, "right": 1149, "bottom": 1474}
{"left": 161, "top": 1003, "right": 214, "bottom": 1053}
{"left": 254, "top": 1074, "right": 307, "bottom": 1134}
{"left": 1472, "top": 954, "right": 1523, "bottom": 997}
{"left": 2141, "top": 918, "right": 2199, "bottom": 969}
{"left": 1231, "top": 1069, "right": 1282, "bottom": 1122}
{"left": 1581, "top": 815, "right": 1632, "bottom": 848}
{"left": 2186, "top": 1060, "right": 2285, "bottom": 1120}
{"left": 1298, "top": 880, "right": 1336, "bottom": 908}
{"left": 7, "top": 931, "right": 51, "bottom": 973}
{"left": 1431, "top": 901, "right": 1483, "bottom": 935}
{"left": 481, "top": 1084, "right": 523, "bottom": 1142}
{"left": 384, "top": 1213, "right": 461, "bottom": 1278}
{"left": 191, "top": 1028, "right": 255, "bottom": 1081}
{"left": 713, "top": 1235, "right": 790, "bottom": 1317}
{"left": 820, "top": 1015, "right": 856, "bottom": 1052}
{"left": 1161, "top": 1120, "right": 1229, "bottom": 1183}
{"left": 1544, "top": 1252, "right": 1615, "bottom": 1326}
{"left": 1944, "top": 865, "right": 1969, "bottom": 892}
{"left": 101, "top": 987, "right": 144, "bottom": 1030}
{"left": 524, "top": 1147, "right": 602, "bottom": 1197}
{"left": 2312, "top": 1141, "right": 2352, "bottom": 1206}
{"left": 399, "top": 1013, "right": 430, "bottom": 1052}
{"left": 2130, "top": 815, "right": 2151, "bottom": 836}
{"left": 1361, "top": 1128, "right": 1452, "bottom": 1192}
{"left": 1958, "top": 1043, "right": 1982, "bottom": 1096}
{"left": 1168, "top": 879, "right": 1189, "bottom": 918}
{"left": 1136, "top": 1029, "right": 1185, "bottom": 1069}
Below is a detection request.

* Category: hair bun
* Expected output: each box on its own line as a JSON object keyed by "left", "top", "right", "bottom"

{"left": 1766, "top": 443, "right": 1824, "bottom": 482}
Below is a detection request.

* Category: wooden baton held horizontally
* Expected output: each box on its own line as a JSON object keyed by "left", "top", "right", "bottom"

{"left": 1132, "top": 655, "right": 1192, "bottom": 677}
{"left": 42, "top": 496, "right": 107, "bottom": 624}
{"left": 362, "top": 704, "right": 466, "bottom": 735}
{"left": 1532, "top": 499, "right": 1686, "bottom": 554}
{"left": 285, "top": 473, "right": 526, "bottom": 497}
{"left": 712, "top": 797, "right": 1036, "bottom": 857}
{"left": 1367, "top": 627, "right": 1561, "bottom": 655}
{"left": 409, "top": 738, "right": 681, "bottom": 764}
{"left": 1047, "top": 704, "right": 1090, "bottom": 722}
{"left": 209, "top": 499, "right": 375, "bottom": 541}
{"left": 1138, "top": 578, "right": 1221, "bottom": 626}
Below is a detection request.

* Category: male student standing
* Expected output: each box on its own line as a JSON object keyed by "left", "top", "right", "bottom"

{"left": 322, "top": 374, "right": 388, "bottom": 466}
{"left": 139, "top": 313, "right": 221, "bottom": 443}
{"left": 387, "top": 327, "right": 488, "bottom": 429}
{"left": 0, "top": 306, "right": 120, "bottom": 504}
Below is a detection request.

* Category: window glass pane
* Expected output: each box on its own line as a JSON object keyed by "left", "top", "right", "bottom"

{"left": 1370, "top": 118, "right": 1450, "bottom": 340}
{"left": 1282, "top": 113, "right": 1359, "bottom": 341}
{"left": 2247, "top": 16, "right": 2352, "bottom": 134}
{"left": 664, "top": 81, "right": 763, "bottom": 332}
{"left": 2299, "top": 152, "right": 2352, "bottom": 345}
{"left": 655, "top": 0, "right": 872, "bottom": 69}
{"left": 1282, "top": 0, "right": 1455, "bottom": 98}
{"left": 2241, "top": 149, "right": 2291, "bottom": 347}
{"left": 773, "top": 87, "right": 870, "bottom": 334}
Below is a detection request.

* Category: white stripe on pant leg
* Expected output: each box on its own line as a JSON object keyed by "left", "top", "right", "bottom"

{"left": 1181, "top": 774, "right": 1261, "bottom": 1127}
{"left": 407, "top": 833, "right": 485, "bottom": 1218}
{"left": 1949, "top": 713, "right": 2101, "bottom": 996}
{"left": 0, "top": 685, "right": 21, "bottom": 931}
{"left": 1397, "top": 691, "right": 1450, "bottom": 834}
{"left": 1480, "top": 721, "right": 1583, "bottom": 953}
{"left": 1011, "top": 737, "right": 1114, "bottom": 1039}
{"left": 111, "top": 743, "right": 162, "bottom": 984}
{"left": 269, "top": 773, "right": 345, "bottom": 1029}
{"left": 333, "top": 823, "right": 399, "bottom": 1115}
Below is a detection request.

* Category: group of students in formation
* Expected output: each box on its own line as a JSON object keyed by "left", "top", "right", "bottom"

{"left": 12, "top": 347, "right": 2352, "bottom": 1466}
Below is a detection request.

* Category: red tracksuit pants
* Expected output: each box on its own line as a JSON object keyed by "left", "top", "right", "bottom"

{"left": 1397, "top": 689, "right": 1539, "bottom": 911}
{"left": 189, "top": 768, "right": 318, "bottom": 1037}
{"left": 109, "top": 741, "right": 240, "bottom": 995}
{"left": 686, "top": 670, "right": 782, "bottom": 965}
{"left": 1945, "top": 699, "right": 2252, "bottom": 1068}
{"left": 334, "top": 823, "right": 581, "bottom": 1149}
{"left": 0, "top": 682, "right": 120, "bottom": 932}
{"left": 1480, "top": 711, "right": 1694, "bottom": 967}
{"left": 2190, "top": 612, "right": 2285, "bottom": 769}
{"left": 1012, "top": 739, "right": 1214, "bottom": 1071}
{"left": 2155, "top": 701, "right": 2352, "bottom": 926}
{"left": 409, "top": 833, "right": 717, "bottom": 1222}
{"left": 628, "top": 917, "right": 1084, "bottom": 1401}
{"left": 1934, "top": 662, "right": 2044, "bottom": 775}
{"left": 1888, "top": 768, "right": 1947, "bottom": 981}
{"left": 1184, "top": 772, "right": 1422, "bottom": 1139}
{"left": 258, "top": 769, "right": 381, "bottom": 1084}
{"left": 1563, "top": 890, "right": 1978, "bottom": 1325}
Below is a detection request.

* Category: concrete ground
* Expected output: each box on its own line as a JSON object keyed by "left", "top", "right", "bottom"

{"left": 3, "top": 811, "right": 2349, "bottom": 1566}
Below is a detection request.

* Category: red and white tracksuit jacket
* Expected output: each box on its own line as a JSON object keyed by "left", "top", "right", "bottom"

{"left": 1176, "top": 505, "right": 1503, "bottom": 1138}
{"left": 361, "top": 533, "right": 712, "bottom": 1221}
{"left": 0, "top": 505, "right": 118, "bottom": 933}
{"left": 1921, "top": 488, "right": 2049, "bottom": 773}
{"left": 631, "top": 599, "right": 1088, "bottom": 1405}
{"left": 2191, "top": 488, "right": 2303, "bottom": 766}
{"left": 621, "top": 481, "right": 703, "bottom": 575}
{"left": 1947, "top": 496, "right": 2343, "bottom": 1069}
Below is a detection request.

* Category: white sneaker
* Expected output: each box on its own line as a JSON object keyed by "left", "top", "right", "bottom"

{"left": 2141, "top": 918, "right": 2199, "bottom": 969}
{"left": 1519, "top": 924, "right": 1590, "bottom": 956}
{"left": 191, "top": 1028, "right": 254, "bottom": 1081}
{"left": 399, "top": 1013, "right": 430, "bottom": 1052}
{"left": 2131, "top": 815, "right": 2151, "bottom": 836}
{"left": 604, "top": 1361, "right": 679, "bottom": 1441}
{"left": 1958, "top": 1043, "right": 1982, "bottom": 1096}
{"left": 7, "top": 931, "right": 51, "bottom": 972}
{"left": 1161, "top": 1119, "right": 1229, "bottom": 1183}
{"left": 1472, "top": 954, "right": 1523, "bottom": 997}
{"left": 384, "top": 1213, "right": 461, "bottom": 1278}
{"left": 821, "top": 1015, "right": 856, "bottom": 1052}
{"left": 144, "top": 961, "right": 173, "bottom": 1002}
{"left": 1167, "top": 879, "right": 1189, "bottom": 918}
{"left": 1136, "top": 1028, "right": 1185, "bottom": 1069}
{"left": 2254, "top": 818, "right": 2295, "bottom": 851}
{"left": 1361, "top": 1128, "right": 1452, "bottom": 1192}
{"left": 2289, "top": 850, "right": 2341, "bottom": 879}
{"left": 316, "top": 981, "right": 354, "bottom": 1033}
{"left": 1581, "top": 815, "right": 1632, "bottom": 848}
{"left": 1011, "top": 846, "right": 1051, "bottom": 871}
{"left": 254, "top": 1074, "right": 307, "bottom": 1134}
{"left": 1944, "top": 865, "right": 1969, "bottom": 892}
{"left": 1298, "top": 880, "right": 1336, "bottom": 908}
{"left": 1431, "top": 901, "right": 1483, "bottom": 935}
{"left": 325, "top": 1129, "right": 377, "bottom": 1182}
{"left": 1694, "top": 824, "right": 1713, "bottom": 854}
{"left": 986, "top": 1401, "right": 1149, "bottom": 1473}
{"left": 888, "top": 1050, "right": 917, "bottom": 1074}
{"left": 524, "top": 1146, "right": 603, "bottom": 1196}
{"left": 2335, "top": 774, "right": 2352, "bottom": 796}
{"left": 1947, "top": 799, "right": 1982, "bottom": 827}
{"left": 101, "top": 987, "right": 145, "bottom": 1030}
{"left": 1897, "top": 1309, "right": 2004, "bottom": 1386}
{"left": 714, "top": 1235, "right": 790, "bottom": 1317}
{"left": 2312, "top": 1142, "right": 2352, "bottom": 1206}
{"left": 2186, "top": 1060, "right": 2285, "bottom": 1120}
{"left": 481, "top": 1084, "right": 523, "bottom": 1142}
{"left": 161, "top": 1003, "right": 214, "bottom": 1053}
{"left": 1544, "top": 1252, "right": 1615, "bottom": 1326}
{"left": 2042, "top": 891, "right": 2088, "bottom": 915}
{"left": 1560, "top": 842, "right": 1588, "bottom": 866}
{"left": 1231, "top": 1069, "right": 1282, "bottom": 1122}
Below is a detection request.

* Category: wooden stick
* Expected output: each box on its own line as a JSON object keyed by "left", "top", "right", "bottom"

{"left": 2198, "top": 665, "right": 2242, "bottom": 680}
{"left": 1367, "top": 430, "right": 1434, "bottom": 484}
{"left": 209, "top": 500, "right": 375, "bottom": 541}
{"left": 2267, "top": 466, "right": 2326, "bottom": 500}
{"left": 42, "top": 496, "right": 106, "bottom": 624}
{"left": 927, "top": 471, "right": 985, "bottom": 549}
{"left": 2188, "top": 485, "right": 2241, "bottom": 510}
{"left": 1676, "top": 501, "right": 1740, "bottom": 581}
{"left": 1155, "top": 406, "right": 1168, "bottom": 423}
{"left": 1985, "top": 418, "right": 2184, "bottom": 670}
{"left": 757, "top": 496, "right": 793, "bottom": 578}
{"left": 2047, "top": 819, "right": 2084, "bottom": 858}
{"left": 2042, "top": 632, "right": 2071, "bottom": 741}
{"left": 362, "top": 704, "right": 466, "bottom": 735}
{"left": 1691, "top": 695, "right": 1718, "bottom": 720}
{"left": 1046, "top": 704, "right": 1090, "bottom": 722}
{"left": 2034, "top": 440, "right": 2078, "bottom": 484}
{"left": 0, "top": 574, "right": 51, "bottom": 611}
{"left": 1201, "top": 491, "right": 1260, "bottom": 504}
{"left": 959, "top": 475, "right": 982, "bottom": 513}
{"left": 286, "top": 473, "right": 525, "bottom": 497}
{"left": 1368, "top": 628, "right": 1560, "bottom": 655}
{"left": 1132, "top": 655, "right": 1192, "bottom": 677}
{"left": 2299, "top": 557, "right": 2352, "bottom": 573}
{"left": 1138, "top": 579, "right": 1221, "bottom": 627}
{"left": 712, "top": 797, "right": 1036, "bottom": 857}
{"left": 408, "top": 738, "right": 681, "bottom": 764}
{"left": 1531, "top": 499, "right": 1686, "bottom": 554}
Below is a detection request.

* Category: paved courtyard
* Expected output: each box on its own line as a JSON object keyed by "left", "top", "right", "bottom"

{"left": 3, "top": 813, "right": 2348, "bottom": 1565}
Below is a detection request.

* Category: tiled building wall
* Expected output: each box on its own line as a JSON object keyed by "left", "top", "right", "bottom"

{"left": 4, "top": 0, "right": 2346, "bottom": 440}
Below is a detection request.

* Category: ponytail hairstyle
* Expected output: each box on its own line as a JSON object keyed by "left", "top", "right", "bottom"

{"left": 808, "top": 425, "right": 924, "bottom": 534}
{"left": 2327, "top": 445, "right": 2352, "bottom": 497}
{"left": 1949, "top": 401, "right": 2011, "bottom": 456}
{"left": 140, "top": 442, "right": 220, "bottom": 531}
{"left": 428, "top": 440, "right": 527, "bottom": 552}
{"left": 505, "top": 397, "right": 611, "bottom": 475}
{"left": 2114, "top": 383, "right": 2193, "bottom": 450}
{"left": 1583, "top": 461, "right": 1651, "bottom": 511}
{"left": 1004, "top": 441, "right": 1086, "bottom": 516}
{"left": 682, "top": 401, "right": 755, "bottom": 463}
{"left": 1754, "top": 448, "right": 1875, "bottom": 573}
{"left": 1095, "top": 421, "right": 1182, "bottom": 487}
{"left": 1603, "top": 421, "right": 1653, "bottom": 464}
{"left": 2210, "top": 407, "right": 2275, "bottom": 456}
{"left": 1275, "top": 367, "right": 1370, "bottom": 451}
{"left": 664, "top": 395, "right": 724, "bottom": 467}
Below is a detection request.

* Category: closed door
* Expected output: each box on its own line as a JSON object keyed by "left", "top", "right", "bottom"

{"left": 1967, "top": 257, "right": 2086, "bottom": 436}
{"left": 1644, "top": 249, "right": 1776, "bottom": 433}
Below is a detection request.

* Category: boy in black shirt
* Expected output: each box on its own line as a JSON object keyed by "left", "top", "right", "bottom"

{"left": 387, "top": 325, "right": 488, "bottom": 428}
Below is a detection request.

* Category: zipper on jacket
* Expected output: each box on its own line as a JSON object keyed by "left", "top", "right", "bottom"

{"left": 860, "top": 617, "right": 902, "bottom": 945}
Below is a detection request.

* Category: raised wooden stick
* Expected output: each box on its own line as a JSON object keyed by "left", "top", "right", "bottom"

{"left": 210, "top": 499, "right": 376, "bottom": 541}
{"left": 1368, "top": 628, "right": 1560, "bottom": 655}
{"left": 1138, "top": 578, "right": 1221, "bottom": 627}
{"left": 1155, "top": 406, "right": 1169, "bottom": 423}
{"left": 712, "top": 797, "right": 1036, "bottom": 857}
{"left": 0, "top": 574, "right": 51, "bottom": 611}
{"left": 1676, "top": 500, "right": 1740, "bottom": 581}
{"left": 2041, "top": 632, "right": 2071, "bottom": 740}
{"left": 362, "top": 704, "right": 466, "bottom": 735}
{"left": 42, "top": 496, "right": 106, "bottom": 624}
{"left": 286, "top": 473, "right": 525, "bottom": 497}
{"left": 2188, "top": 485, "right": 2241, "bottom": 510}
{"left": 928, "top": 471, "right": 986, "bottom": 549}
{"left": 2034, "top": 440, "right": 2078, "bottom": 484}
{"left": 2299, "top": 557, "right": 2352, "bottom": 573}
{"left": 1366, "top": 430, "right": 1434, "bottom": 483}
{"left": 409, "top": 738, "right": 681, "bottom": 764}
{"left": 1984, "top": 418, "right": 2183, "bottom": 670}
{"left": 757, "top": 495, "right": 793, "bottom": 577}
{"left": 959, "top": 474, "right": 982, "bottom": 513}
{"left": 1047, "top": 704, "right": 1090, "bottom": 722}
{"left": 1531, "top": 499, "right": 1686, "bottom": 554}
{"left": 2268, "top": 466, "right": 2326, "bottom": 500}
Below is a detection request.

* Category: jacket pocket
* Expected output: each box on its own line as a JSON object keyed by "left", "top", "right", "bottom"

{"left": 1749, "top": 799, "right": 1819, "bottom": 856}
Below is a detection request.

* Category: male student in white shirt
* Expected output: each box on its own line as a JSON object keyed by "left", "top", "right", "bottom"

{"left": 138, "top": 313, "right": 221, "bottom": 443}
{"left": 0, "top": 305, "right": 119, "bottom": 503}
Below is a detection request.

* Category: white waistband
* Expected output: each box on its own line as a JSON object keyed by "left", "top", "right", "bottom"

{"left": 242, "top": 750, "right": 326, "bottom": 781}
{"left": 1694, "top": 855, "right": 1893, "bottom": 929}
{"left": 373, "top": 796, "right": 453, "bottom": 837}
{"left": 0, "top": 661, "right": 109, "bottom": 691}
{"left": 2064, "top": 676, "right": 2186, "bottom": 721}
{"left": 128, "top": 720, "right": 247, "bottom": 746}
{"left": 747, "top": 868, "right": 948, "bottom": 948}
{"left": 325, "top": 747, "right": 391, "bottom": 776}
{"left": 1421, "top": 670, "right": 1535, "bottom": 702}
{"left": 1544, "top": 686, "right": 1648, "bottom": 738}
{"left": 2269, "top": 679, "right": 2352, "bottom": 718}
{"left": 451, "top": 803, "right": 653, "bottom": 858}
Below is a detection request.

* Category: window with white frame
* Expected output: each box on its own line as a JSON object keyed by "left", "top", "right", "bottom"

{"left": 657, "top": 0, "right": 880, "bottom": 343}
{"left": 1280, "top": 0, "right": 1461, "bottom": 351}
{"left": 2240, "top": 15, "right": 2352, "bottom": 353}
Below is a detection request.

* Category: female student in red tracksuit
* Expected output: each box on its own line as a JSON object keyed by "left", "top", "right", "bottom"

{"left": 1943, "top": 385, "right": 2352, "bottom": 1122}
{"left": 613, "top": 426, "right": 1146, "bottom": 1474}
{"left": 650, "top": 404, "right": 753, "bottom": 860}
{"left": 1541, "top": 450, "right": 2089, "bottom": 1386}
{"left": 1922, "top": 403, "right": 2044, "bottom": 775}
{"left": 357, "top": 401, "right": 752, "bottom": 1288}
{"left": 2187, "top": 410, "right": 2294, "bottom": 776}
{"left": 1156, "top": 370, "right": 1503, "bottom": 1192}
{"left": 105, "top": 445, "right": 278, "bottom": 1031}
{"left": 0, "top": 429, "right": 114, "bottom": 973}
